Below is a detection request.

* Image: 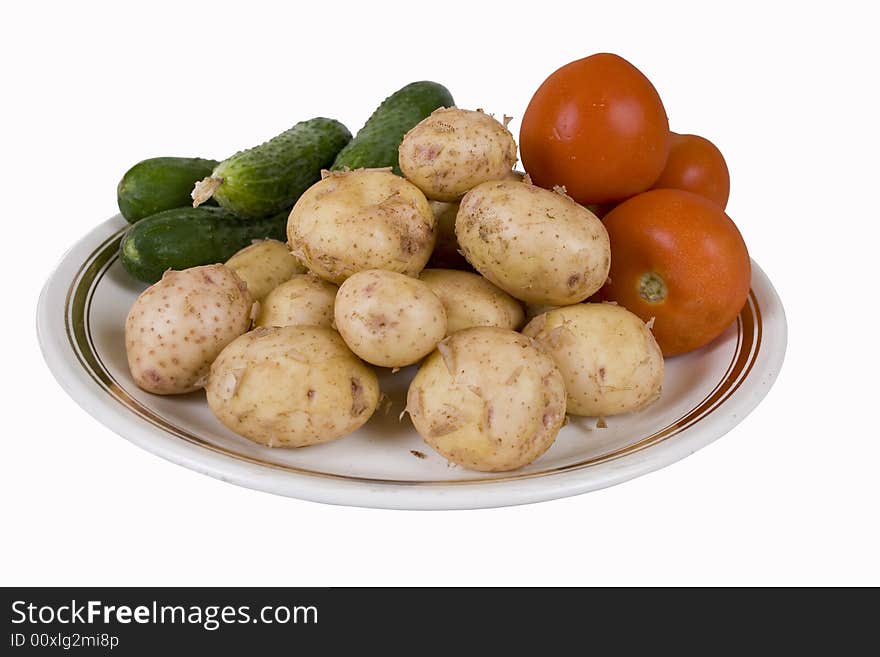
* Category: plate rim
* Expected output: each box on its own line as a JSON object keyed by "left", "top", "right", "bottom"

{"left": 37, "top": 215, "right": 788, "bottom": 510}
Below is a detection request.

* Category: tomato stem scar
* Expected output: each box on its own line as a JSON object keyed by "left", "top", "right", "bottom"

{"left": 639, "top": 272, "right": 667, "bottom": 303}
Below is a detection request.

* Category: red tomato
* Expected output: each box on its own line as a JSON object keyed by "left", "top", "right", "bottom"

{"left": 651, "top": 133, "right": 730, "bottom": 208}
{"left": 597, "top": 189, "right": 751, "bottom": 356}
{"left": 520, "top": 53, "right": 670, "bottom": 205}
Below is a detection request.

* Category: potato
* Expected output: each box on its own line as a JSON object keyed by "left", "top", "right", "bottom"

{"left": 456, "top": 179, "right": 610, "bottom": 305}
{"left": 287, "top": 169, "right": 435, "bottom": 284}
{"left": 399, "top": 108, "right": 517, "bottom": 202}
{"left": 334, "top": 269, "right": 447, "bottom": 368}
{"left": 125, "top": 264, "right": 254, "bottom": 395}
{"left": 419, "top": 269, "right": 524, "bottom": 334}
{"left": 255, "top": 275, "right": 337, "bottom": 329}
{"left": 406, "top": 327, "right": 566, "bottom": 472}
{"left": 225, "top": 239, "right": 305, "bottom": 301}
{"left": 206, "top": 326, "right": 379, "bottom": 448}
{"left": 522, "top": 303, "right": 664, "bottom": 417}
{"left": 426, "top": 172, "right": 525, "bottom": 270}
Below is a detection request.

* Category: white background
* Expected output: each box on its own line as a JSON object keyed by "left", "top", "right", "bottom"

{"left": 2, "top": 0, "right": 878, "bottom": 586}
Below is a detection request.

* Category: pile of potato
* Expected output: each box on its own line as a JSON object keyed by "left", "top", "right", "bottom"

{"left": 124, "top": 107, "right": 664, "bottom": 472}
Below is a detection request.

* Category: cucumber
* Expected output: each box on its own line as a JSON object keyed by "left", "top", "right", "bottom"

{"left": 120, "top": 206, "right": 288, "bottom": 284}
{"left": 331, "top": 81, "right": 454, "bottom": 175}
{"left": 117, "top": 157, "right": 219, "bottom": 223}
{"left": 192, "top": 117, "right": 351, "bottom": 219}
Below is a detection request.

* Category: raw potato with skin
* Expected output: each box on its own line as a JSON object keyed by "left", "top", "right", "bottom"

{"left": 522, "top": 303, "right": 664, "bottom": 417}
{"left": 426, "top": 170, "right": 525, "bottom": 270}
{"left": 407, "top": 327, "right": 567, "bottom": 472}
{"left": 334, "top": 269, "right": 447, "bottom": 368}
{"left": 255, "top": 275, "right": 338, "bottom": 329}
{"left": 287, "top": 169, "right": 435, "bottom": 284}
{"left": 225, "top": 239, "right": 305, "bottom": 301}
{"left": 206, "top": 326, "right": 379, "bottom": 447}
{"left": 456, "top": 179, "right": 611, "bottom": 305}
{"left": 399, "top": 108, "right": 518, "bottom": 202}
{"left": 125, "top": 264, "right": 254, "bottom": 395}
{"left": 419, "top": 269, "right": 524, "bottom": 333}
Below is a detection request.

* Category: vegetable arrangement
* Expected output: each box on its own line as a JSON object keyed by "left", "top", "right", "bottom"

{"left": 116, "top": 57, "right": 751, "bottom": 472}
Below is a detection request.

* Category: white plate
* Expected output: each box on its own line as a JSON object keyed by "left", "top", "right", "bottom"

{"left": 37, "top": 214, "right": 786, "bottom": 510}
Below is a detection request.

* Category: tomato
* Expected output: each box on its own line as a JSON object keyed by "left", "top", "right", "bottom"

{"left": 651, "top": 133, "right": 730, "bottom": 209}
{"left": 596, "top": 189, "right": 750, "bottom": 356}
{"left": 520, "top": 53, "right": 670, "bottom": 205}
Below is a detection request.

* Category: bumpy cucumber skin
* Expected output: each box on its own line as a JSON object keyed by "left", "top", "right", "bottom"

{"left": 120, "top": 206, "right": 288, "bottom": 284}
{"left": 211, "top": 118, "right": 351, "bottom": 219}
{"left": 331, "top": 81, "right": 454, "bottom": 175}
{"left": 117, "top": 157, "right": 219, "bottom": 224}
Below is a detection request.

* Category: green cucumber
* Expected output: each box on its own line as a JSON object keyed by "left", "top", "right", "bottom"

{"left": 117, "top": 157, "right": 219, "bottom": 224}
{"left": 192, "top": 117, "right": 351, "bottom": 219}
{"left": 331, "top": 81, "right": 454, "bottom": 176}
{"left": 120, "top": 206, "right": 288, "bottom": 284}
